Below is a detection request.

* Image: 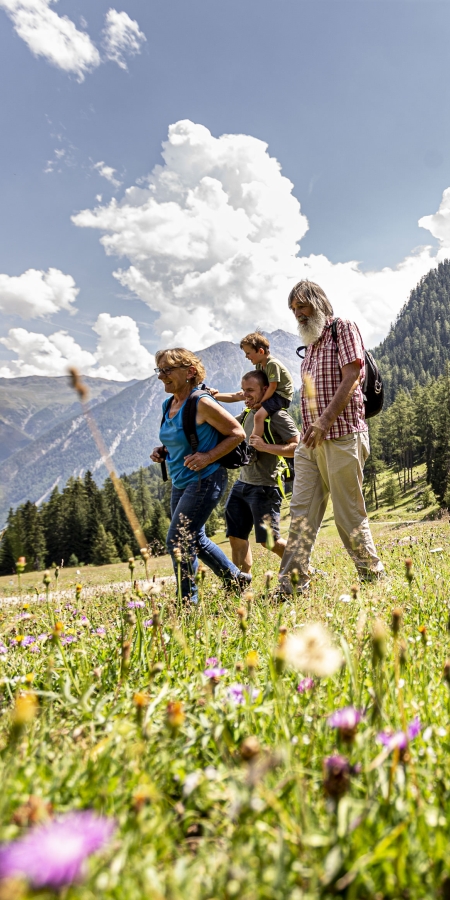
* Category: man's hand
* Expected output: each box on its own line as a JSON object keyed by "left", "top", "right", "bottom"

{"left": 303, "top": 417, "right": 329, "bottom": 449}
{"left": 248, "top": 435, "right": 266, "bottom": 451}
{"left": 150, "top": 446, "right": 166, "bottom": 463}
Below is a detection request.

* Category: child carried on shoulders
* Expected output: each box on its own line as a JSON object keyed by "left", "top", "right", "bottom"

{"left": 212, "top": 331, "right": 294, "bottom": 441}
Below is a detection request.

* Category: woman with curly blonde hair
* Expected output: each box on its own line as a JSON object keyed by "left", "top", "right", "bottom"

{"left": 151, "top": 348, "right": 252, "bottom": 603}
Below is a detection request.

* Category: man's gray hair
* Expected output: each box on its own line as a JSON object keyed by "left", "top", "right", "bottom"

{"left": 287, "top": 280, "right": 333, "bottom": 317}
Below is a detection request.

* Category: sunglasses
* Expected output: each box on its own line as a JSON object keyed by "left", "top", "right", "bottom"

{"left": 154, "top": 365, "right": 189, "bottom": 376}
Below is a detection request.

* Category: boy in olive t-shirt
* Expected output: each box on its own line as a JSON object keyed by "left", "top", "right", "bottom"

{"left": 213, "top": 332, "right": 294, "bottom": 442}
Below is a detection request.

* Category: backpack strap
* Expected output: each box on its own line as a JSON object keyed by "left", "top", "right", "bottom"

{"left": 158, "top": 397, "right": 174, "bottom": 482}
{"left": 181, "top": 390, "right": 212, "bottom": 453}
{"left": 330, "top": 317, "right": 339, "bottom": 350}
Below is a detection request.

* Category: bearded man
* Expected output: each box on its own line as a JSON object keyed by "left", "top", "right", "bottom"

{"left": 277, "top": 280, "right": 384, "bottom": 596}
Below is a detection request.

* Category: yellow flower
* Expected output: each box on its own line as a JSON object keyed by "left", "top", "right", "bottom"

{"left": 246, "top": 651, "right": 259, "bottom": 671}
{"left": 166, "top": 701, "right": 185, "bottom": 730}
{"left": 25, "top": 673, "right": 35, "bottom": 683}
{"left": 12, "top": 691, "right": 38, "bottom": 726}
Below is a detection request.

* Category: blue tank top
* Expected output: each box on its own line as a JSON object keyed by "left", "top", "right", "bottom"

{"left": 159, "top": 391, "right": 221, "bottom": 488}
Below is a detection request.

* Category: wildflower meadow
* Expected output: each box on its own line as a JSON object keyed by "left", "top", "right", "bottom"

{"left": 1, "top": 521, "right": 450, "bottom": 899}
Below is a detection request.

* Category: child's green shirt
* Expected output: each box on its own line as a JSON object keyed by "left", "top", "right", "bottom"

{"left": 256, "top": 355, "right": 294, "bottom": 401}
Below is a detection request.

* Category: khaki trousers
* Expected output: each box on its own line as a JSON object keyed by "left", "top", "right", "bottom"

{"left": 279, "top": 432, "right": 384, "bottom": 590}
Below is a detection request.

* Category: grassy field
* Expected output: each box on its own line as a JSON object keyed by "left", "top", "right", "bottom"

{"left": 1, "top": 468, "right": 450, "bottom": 898}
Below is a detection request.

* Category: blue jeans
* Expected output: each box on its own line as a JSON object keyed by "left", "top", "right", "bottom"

{"left": 167, "top": 467, "right": 240, "bottom": 602}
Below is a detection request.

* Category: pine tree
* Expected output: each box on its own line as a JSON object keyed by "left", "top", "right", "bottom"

{"left": 0, "top": 509, "right": 20, "bottom": 575}
{"left": 136, "top": 467, "right": 153, "bottom": 524}
{"left": 145, "top": 500, "right": 170, "bottom": 556}
{"left": 21, "top": 501, "right": 46, "bottom": 570}
{"left": 42, "top": 486, "right": 64, "bottom": 567}
{"left": 83, "top": 471, "right": 105, "bottom": 562}
{"left": 60, "top": 478, "right": 89, "bottom": 564}
{"left": 430, "top": 365, "right": 450, "bottom": 503}
{"left": 91, "top": 524, "right": 118, "bottom": 566}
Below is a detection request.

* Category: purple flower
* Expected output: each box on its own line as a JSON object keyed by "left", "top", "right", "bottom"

{"left": 206, "top": 657, "right": 218, "bottom": 667}
{"left": 17, "top": 612, "right": 32, "bottom": 620}
{"left": 328, "top": 707, "right": 364, "bottom": 729}
{"left": 377, "top": 716, "right": 421, "bottom": 752}
{"left": 298, "top": 678, "right": 315, "bottom": 694}
{"left": 323, "top": 755, "right": 360, "bottom": 799}
{"left": 94, "top": 627, "right": 106, "bottom": 636}
{"left": 327, "top": 706, "right": 364, "bottom": 745}
{"left": 0, "top": 643, "right": 7, "bottom": 655}
{"left": 37, "top": 633, "right": 49, "bottom": 642}
{"left": 143, "top": 619, "right": 153, "bottom": 628}
{"left": 0, "top": 810, "right": 115, "bottom": 889}
{"left": 22, "top": 635, "right": 37, "bottom": 647}
{"left": 80, "top": 616, "right": 89, "bottom": 625}
{"left": 204, "top": 666, "right": 227, "bottom": 679}
{"left": 227, "top": 683, "right": 259, "bottom": 705}
{"left": 127, "top": 601, "right": 145, "bottom": 609}
{"left": 60, "top": 635, "right": 77, "bottom": 645}
{"left": 28, "top": 644, "right": 41, "bottom": 654}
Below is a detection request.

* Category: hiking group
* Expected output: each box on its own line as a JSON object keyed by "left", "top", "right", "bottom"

{"left": 150, "top": 279, "right": 385, "bottom": 602}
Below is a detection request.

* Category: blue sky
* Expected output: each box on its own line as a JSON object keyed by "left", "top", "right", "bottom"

{"left": 1, "top": 0, "right": 450, "bottom": 379}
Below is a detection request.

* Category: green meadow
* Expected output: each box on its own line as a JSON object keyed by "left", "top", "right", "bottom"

{"left": 0, "top": 464, "right": 450, "bottom": 899}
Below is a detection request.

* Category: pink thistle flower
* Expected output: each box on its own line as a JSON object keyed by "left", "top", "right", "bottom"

{"left": 0, "top": 644, "right": 7, "bottom": 655}
{"left": 127, "top": 601, "right": 145, "bottom": 609}
{"left": 204, "top": 666, "right": 227, "bottom": 679}
{"left": 297, "top": 678, "right": 315, "bottom": 693}
{"left": 205, "top": 657, "right": 219, "bottom": 667}
{"left": 327, "top": 706, "right": 364, "bottom": 744}
{"left": 94, "top": 627, "right": 106, "bottom": 636}
{"left": 323, "top": 755, "right": 360, "bottom": 799}
{"left": 377, "top": 716, "right": 421, "bottom": 753}
{"left": 227, "top": 683, "right": 259, "bottom": 705}
{"left": 0, "top": 810, "right": 115, "bottom": 889}
{"left": 60, "top": 635, "right": 77, "bottom": 645}
{"left": 143, "top": 619, "right": 153, "bottom": 628}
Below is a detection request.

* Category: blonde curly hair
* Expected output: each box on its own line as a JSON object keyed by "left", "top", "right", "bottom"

{"left": 155, "top": 348, "right": 206, "bottom": 385}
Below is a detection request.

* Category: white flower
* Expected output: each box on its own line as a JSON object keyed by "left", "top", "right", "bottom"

{"left": 284, "top": 623, "right": 343, "bottom": 678}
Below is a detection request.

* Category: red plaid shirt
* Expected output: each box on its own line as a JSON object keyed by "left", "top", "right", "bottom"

{"left": 300, "top": 318, "right": 367, "bottom": 440}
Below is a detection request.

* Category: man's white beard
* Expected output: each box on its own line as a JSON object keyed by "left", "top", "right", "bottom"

{"left": 297, "top": 309, "right": 327, "bottom": 346}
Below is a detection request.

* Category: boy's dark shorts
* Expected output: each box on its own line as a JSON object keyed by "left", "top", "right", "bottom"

{"left": 225, "top": 480, "right": 282, "bottom": 544}
{"left": 261, "top": 392, "right": 291, "bottom": 415}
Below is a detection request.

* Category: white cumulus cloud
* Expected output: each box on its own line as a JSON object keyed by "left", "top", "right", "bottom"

{"left": 93, "top": 160, "right": 122, "bottom": 189}
{"left": 0, "top": 267, "right": 79, "bottom": 318}
{"left": 0, "top": 315, "right": 154, "bottom": 380}
{"left": 0, "top": 328, "right": 96, "bottom": 377}
{"left": 102, "top": 8, "right": 146, "bottom": 70}
{"left": 92, "top": 313, "right": 155, "bottom": 380}
{"left": 419, "top": 187, "right": 450, "bottom": 251}
{"left": 0, "top": 0, "right": 101, "bottom": 80}
{"left": 72, "top": 119, "right": 448, "bottom": 350}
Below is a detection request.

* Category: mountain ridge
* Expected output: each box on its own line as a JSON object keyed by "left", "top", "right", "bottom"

{"left": 0, "top": 330, "right": 301, "bottom": 521}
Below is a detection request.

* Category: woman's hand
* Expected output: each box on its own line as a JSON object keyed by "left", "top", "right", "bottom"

{"left": 184, "top": 451, "right": 211, "bottom": 472}
{"left": 150, "top": 445, "right": 166, "bottom": 463}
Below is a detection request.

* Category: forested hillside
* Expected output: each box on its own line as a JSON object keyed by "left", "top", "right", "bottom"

{"left": 373, "top": 259, "right": 450, "bottom": 403}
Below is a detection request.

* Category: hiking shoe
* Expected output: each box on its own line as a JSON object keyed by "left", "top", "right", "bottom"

{"left": 359, "top": 569, "right": 386, "bottom": 584}
{"left": 224, "top": 571, "right": 252, "bottom": 595}
{"left": 237, "top": 571, "right": 252, "bottom": 591}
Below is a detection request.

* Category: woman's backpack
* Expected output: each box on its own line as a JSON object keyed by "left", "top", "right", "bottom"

{"left": 159, "top": 388, "right": 251, "bottom": 481}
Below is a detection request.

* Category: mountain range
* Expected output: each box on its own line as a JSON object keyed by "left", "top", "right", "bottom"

{"left": 0, "top": 330, "right": 301, "bottom": 522}
{"left": 3, "top": 257, "right": 450, "bottom": 524}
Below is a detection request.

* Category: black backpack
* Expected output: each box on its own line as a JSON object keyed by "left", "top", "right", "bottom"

{"left": 296, "top": 321, "right": 384, "bottom": 419}
{"left": 159, "top": 387, "right": 251, "bottom": 481}
{"left": 330, "top": 319, "right": 384, "bottom": 419}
